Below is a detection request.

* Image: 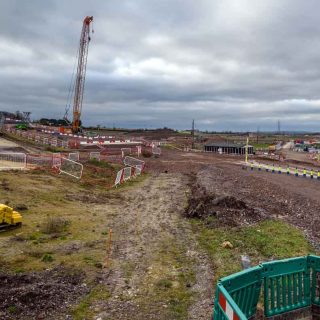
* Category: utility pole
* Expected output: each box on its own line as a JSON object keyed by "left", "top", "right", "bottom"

{"left": 256, "top": 126, "right": 260, "bottom": 144}
{"left": 191, "top": 119, "right": 195, "bottom": 149}
{"left": 277, "top": 120, "right": 281, "bottom": 135}
{"left": 245, "top": 137, "right": 249, "bottom": 163}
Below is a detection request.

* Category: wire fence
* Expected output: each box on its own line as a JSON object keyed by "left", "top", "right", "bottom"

{"left": 59, "top": 157, "right": 83, "bottom": 179}
{"left": 0, "top": 153, "right": 26, "bottom": 170}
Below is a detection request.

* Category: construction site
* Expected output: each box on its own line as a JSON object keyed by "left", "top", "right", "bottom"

{"left": 1, "top": 4, "right": 320, "bottom": 320}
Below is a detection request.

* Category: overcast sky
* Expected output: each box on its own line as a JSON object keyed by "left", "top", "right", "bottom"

{"left": 1, "top": 0, "right": 320, "bottom": 131}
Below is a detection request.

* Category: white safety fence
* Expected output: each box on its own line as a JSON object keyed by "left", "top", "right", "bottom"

{"left": 121, "top": 148, "right": 132, "bottom": 158}
{"left": 123, "top": 167, "right": 132, "bottom": 181}
{"left": 135, "top": 165, "right": 142, "bottom": 176}
{"left": 114, "top": 165, "right": 143, "bottom": 187}
{"left": 89, "top": 152, "right": 101, "bottom": 161}
{"left": 27, "top": 153, "right": 61, "bottom": 168}
{"left": 52, "top": 154, "right": 62, "bottom": 167}
{"left": 59, "top": 157, "right": 83, "bottom": 179}
{"left": 152, "top": 146, "right": 161, "bottom": 155}
{"left": 0, "top": 151, "right": 84, "bottom": 179}
{"left": 0, "top": 153, "right": 26, "bottom": 170}
{"left": 137, "top": 145, "right": 142, "bottom": 157}
{"left": 68, "top": 152, "right": 80, "bottom": 161}
{"left": 123, "top": 156, "right": 145, "bottom": 169}
{"left": 114, "top": 170, "right": 123, "bottom": 186}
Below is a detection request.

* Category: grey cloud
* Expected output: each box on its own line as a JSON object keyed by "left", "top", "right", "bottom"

{"left": 1, "top": 0, "right": 320, "bottom": 131}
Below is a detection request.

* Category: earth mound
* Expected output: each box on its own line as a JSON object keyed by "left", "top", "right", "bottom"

{"left": 185, "top": 181, "right": 265, "bottom": 226}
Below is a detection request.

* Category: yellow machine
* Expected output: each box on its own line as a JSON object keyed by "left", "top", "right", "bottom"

{"left": 0, "top": 204, "right": 22, "bottom": 231}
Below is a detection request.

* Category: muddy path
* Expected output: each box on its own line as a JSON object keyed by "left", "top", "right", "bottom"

{"left": 93, "top": 173, "right": 214, "bottom": 320}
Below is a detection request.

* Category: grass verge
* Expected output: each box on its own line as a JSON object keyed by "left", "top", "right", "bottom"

{"left": 192, "top": 219, "right": 314, "bottom": 281}
{"left": 72, "top": 285, "right": 111, "bottom": 320}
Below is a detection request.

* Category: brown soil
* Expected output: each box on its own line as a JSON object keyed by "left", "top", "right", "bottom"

{"left": 184, "top": 175, "right": 264, "bottom": 226}
{"left": 146, "top": 149, "right": 320, "bottom": 243}
{"left": 0, "top": 267, "right": 88, "bottom": 320}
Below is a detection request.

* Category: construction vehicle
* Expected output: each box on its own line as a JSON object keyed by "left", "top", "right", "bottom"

{"left": 0, "top": 204, "right": 22, "bottom": 231}
{"left": 15, "top": 124, "right": 28, "bottom": 130}
{"left": 65, "top": 16, "right": 94, "bottom": 134}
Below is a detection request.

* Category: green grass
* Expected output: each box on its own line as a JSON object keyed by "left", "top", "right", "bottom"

{"left": 0, "top": 171, "right": 108, "bottom": 276}
{"left": 41, "top": 253, "right": 54, "bottom": 262}
{"left": 252, "top": 143, "right": 272, "bottom": 149}
{"left": 121, "top": 261, "right": 135, "bottom": 281}
{"left": 136, "top": 237, "right": 196, "bottom": 320}
{"left": 115, "top": 173, "right": 149, "bottom": 190}
{"left": 72, "top": 285, "right": 111, "bottom": 320}
{"left": 162, "top": 144, "right": 182, "bottom": 150}
{"left": 193, "top": 219, "right": 314, "bottom": 281}
{"left": 87, "top": 158, "right": 114, "bottom": 168}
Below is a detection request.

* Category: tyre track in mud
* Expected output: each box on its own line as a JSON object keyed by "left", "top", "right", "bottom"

{"left": 94, "top": 173, "right": 214, "bottom": 320}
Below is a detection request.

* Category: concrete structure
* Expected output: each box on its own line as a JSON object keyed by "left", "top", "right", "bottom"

{"left": 204, "top": 142, "right": 254, "bottom": 155}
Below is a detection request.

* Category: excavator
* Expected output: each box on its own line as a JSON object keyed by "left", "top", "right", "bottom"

{"left": 0, "top": 204, "right": 22, "bottom": 231}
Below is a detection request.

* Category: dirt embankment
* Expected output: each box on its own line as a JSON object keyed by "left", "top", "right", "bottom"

{"left": 184, "top": 173, "right": 265, "bottom": 227}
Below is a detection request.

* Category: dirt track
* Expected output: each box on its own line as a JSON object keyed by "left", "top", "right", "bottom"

{"left": 91, "top": 173, "right": 214, "bottom": 319}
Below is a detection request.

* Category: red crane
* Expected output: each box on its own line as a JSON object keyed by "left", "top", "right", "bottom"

{"left": 72, "top": 16, "right": 93, "bottom": 133}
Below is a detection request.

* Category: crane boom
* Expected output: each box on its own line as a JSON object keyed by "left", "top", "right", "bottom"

{"left": 72, "top": 16, "right": 93, "bottom": 133}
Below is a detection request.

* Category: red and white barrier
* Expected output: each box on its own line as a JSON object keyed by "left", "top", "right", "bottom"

{"left": 219, "top": 293, "right": 240, "bottom": 320}
{"left": 114, "top": 164, "right": 143, "bottom": 187}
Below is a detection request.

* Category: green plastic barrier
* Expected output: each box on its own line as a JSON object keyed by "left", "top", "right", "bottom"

{"left": 263, "top": 256, "right": 310, "bottom": 317}
{"left": 213, "top": 284, "right": 247, "bottom": 320}
{"left": 212, "top": 255, "right": 320, "bottom": 320}
{"left": 220, "top": 266, "right": 262, "bottom": 318}
{"left": 309, "top": 255, "right": 320, "bottom": 306}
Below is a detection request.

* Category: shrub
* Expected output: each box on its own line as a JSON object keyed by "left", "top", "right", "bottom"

{"left": 41, "top": 253, "right": 54, "bottom": 262}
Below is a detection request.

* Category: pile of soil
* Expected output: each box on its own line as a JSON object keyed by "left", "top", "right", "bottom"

{"left": 185, "top": 179, "right": 264, "bottom": 226}
{"left": 0, "top": 266, "right": 88, "bottom": 319}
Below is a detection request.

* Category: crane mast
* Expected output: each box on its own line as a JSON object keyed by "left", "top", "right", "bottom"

{"left": 72, "top": 16, "right": 93, "bottom": 133}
